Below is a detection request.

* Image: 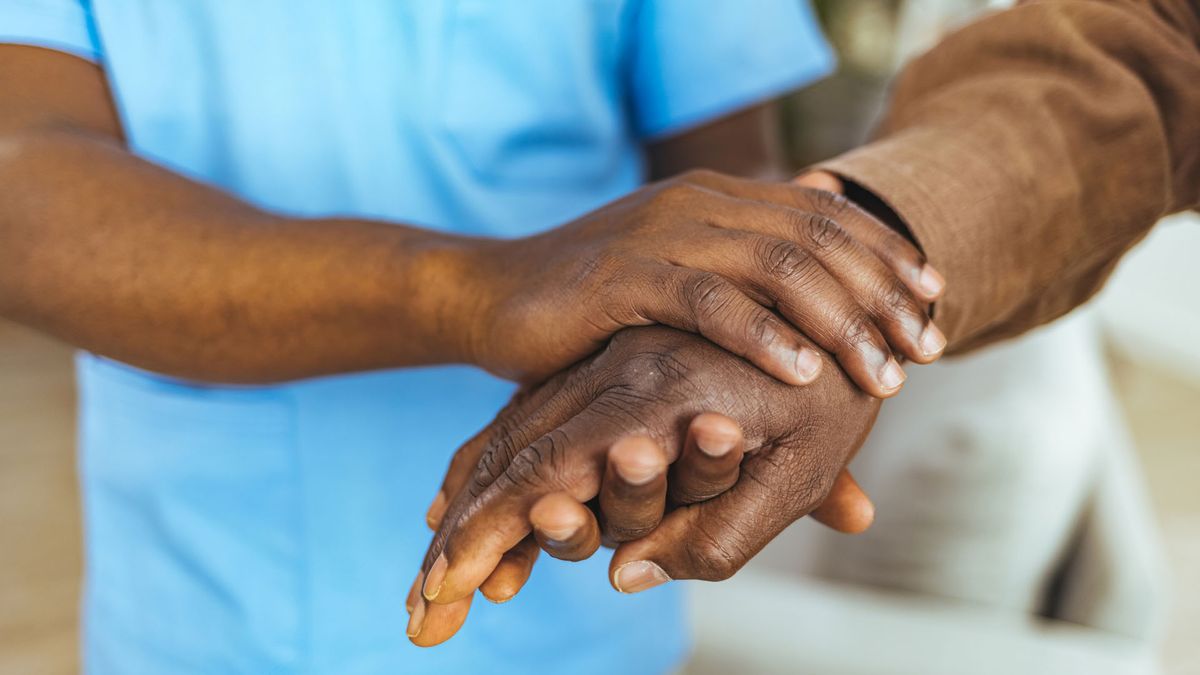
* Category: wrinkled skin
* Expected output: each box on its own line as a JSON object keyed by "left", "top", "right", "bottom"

{"left": 472, "top": 169, "right": 944, "bottom": 396}
{"left": 407, "top": 326, "right": 880, "bottom": 645}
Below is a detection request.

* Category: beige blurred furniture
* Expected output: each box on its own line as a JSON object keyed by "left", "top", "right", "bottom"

{"left": 685, "top": 572, "right": 1156, "bottom": 675}
{"left": 685, "top": 311, "right": 1168, "bottom": 674}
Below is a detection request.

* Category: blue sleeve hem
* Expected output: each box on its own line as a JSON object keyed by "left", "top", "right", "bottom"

{"left": 0, "top": 0, "right": 100, "bottom": 63}
{"left": 629, "top": 0, "right": 838, "bottom": 141}
{"left": 0, "top": 34, "right": 99, "bottom": 62}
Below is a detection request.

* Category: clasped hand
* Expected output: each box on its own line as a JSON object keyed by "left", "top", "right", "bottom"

{"left": 409, "top": 172, "right": 941, "bottom": 645}
{"left": 468, "top": 169, "right": 945, "bottom": 398}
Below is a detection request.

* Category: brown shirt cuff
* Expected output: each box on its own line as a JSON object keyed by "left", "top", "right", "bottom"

{"left": 816, "top": 126, "right": 1020, "bottom": 353}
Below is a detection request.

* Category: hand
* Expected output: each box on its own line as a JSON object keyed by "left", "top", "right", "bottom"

{"left": 460, "top": 412, "right": 874, "bottom": 598}
{"left": 408, "top": 326, "right": 881, "bottom": 645}
{"left": 467, "top": 169, "right": 945, "bottom": 397}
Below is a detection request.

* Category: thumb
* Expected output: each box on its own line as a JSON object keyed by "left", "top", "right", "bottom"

{"left": 809, "top": 468, "right": 874, "bottom": 534}
{"left": 609, "top": 454, "right": 832, "bottom": 591}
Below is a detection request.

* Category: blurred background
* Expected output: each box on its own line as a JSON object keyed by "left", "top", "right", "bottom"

{"left": 1, "top": 2, "right": 1196, "bottom": 674}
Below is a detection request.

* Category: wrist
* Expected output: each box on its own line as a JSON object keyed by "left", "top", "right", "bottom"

{"left": 328, "top": 217, "right": 503, "bottom": 370}
{"left": 412, "top": 235, "right": 504, "bottom": 368}
{"left": 452, "top": 235, "right": 541, "bottom": 377}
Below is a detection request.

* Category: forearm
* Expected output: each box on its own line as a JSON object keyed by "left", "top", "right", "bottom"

{"left": 819, "top": 0, "right": 1200, "bottom": 353}
{"left": 0, "top": 126, "right": 491, "bottom": 383}
{"left": 646, "top": 103, "right": 787, "bottom": 181}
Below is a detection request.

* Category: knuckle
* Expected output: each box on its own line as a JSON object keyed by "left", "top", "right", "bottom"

{"left": 759, "top": 239, "right": 814, "bottom": 284}
{"left": 604, "top": 520, "right": 655, "bottom": 543}
{"left": 807, "top": 186, "right": 851, "bottom": 217}
{"left": 802, "top": 213, "right": 849, "bottom": 251}
{"left": 588, "top": 390, "right": 652, "bottom": 430}
{"left": 684, "top": 272, "right": 736, "bottom": 320}
{"left": 792, "top": 468, "right": 839, "bottom": 515}
{"left": 880, "top": 279, "right": 920, "bottom": 318}
{"left": 669, "top": 481, "right": 722, "bottom": 505}
{"left": 529, "top": 430, "right": 572, "bottom": 477}
{"left": 494, "top": 428, "right": 521, "bottom": 458}
{"left": 747, "top": 310, "right": 780, "bottom": 348}
{"left": 756, "top": 449, "right": 841, "bottom": 516}
{"left": 501, "top": 451, "right": 543, "bottom": 491}
{"left": 652, "top": 180, "right": 703, "bottom": 212}
{"left": 604, "top": 354, "right": 682, "bottom": 405}
{"left": 838, "top": 313, "right": 877, "bottom": 350}
{"left": 465, "top": 464, "right": 496, "bottom": 501}
{"left": 478, "top": 445, "right": 510, "bottom": 481}
{"left": 688, "top": 524, "right": 750, "bottom": 581}
{"left": 505, "top": 431, "right": 569, "bottom": 490}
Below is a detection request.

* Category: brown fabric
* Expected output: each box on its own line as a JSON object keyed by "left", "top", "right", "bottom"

{"left": 817, "top": 0, "right": 1200, "bottom": 354}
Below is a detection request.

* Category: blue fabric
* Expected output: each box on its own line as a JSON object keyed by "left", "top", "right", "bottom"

{"left": 1, "top": 2, "right": 833, "bottom": 673}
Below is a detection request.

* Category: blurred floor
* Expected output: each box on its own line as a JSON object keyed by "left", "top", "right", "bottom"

{"left": 0, "top": 321, "right": 80, "bottom": 675}
{"left": 0, "top": 319, "right": 1196, "bottom": 674}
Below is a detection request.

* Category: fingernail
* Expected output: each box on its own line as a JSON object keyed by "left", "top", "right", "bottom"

{"left": 423, "top": 553, "right": 447, "bottom": 602}
{"left": 919, "top": 265, "right": 945, "bottom": 298}
{"left": 696, "top": 433, "right": 737, "bottom": 458}
{"left": 615, "top": 455, "right": 664, "bottom": 486}
{"left": 406, "top": 571, "right": 424, "bottom": 614}
{"left": 539, "top": 519, "right": 581, "bottom": 543}
{"left": 406, "top": 600, "right": 426, "bottom": 638}
{"left": 920, "top": 323, "right": 946, "bottom": 358}
{"left": 425, "top": 491, "right": 447, "bottom": 530}
{"left": 614, "top": 560, "right": 671, "bottom": 594}
{"left": 879, "top": 358, "right": 906, "bottom": 393}
{"left": 792, "top": 348, "right": 822, "bottom": 384}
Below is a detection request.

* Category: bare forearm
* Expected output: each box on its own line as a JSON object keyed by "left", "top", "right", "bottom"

{"left": 0, "top": 127, "right": 490, "bottom": 383}
{"left": 646, "top": 103, "right": 786, "bottom": 181}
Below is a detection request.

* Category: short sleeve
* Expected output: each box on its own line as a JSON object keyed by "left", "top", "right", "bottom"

{"left": 0, "top": 0, "right": 100, "bottom": 63}
{"left": 627, "top": 0, "right": 835, "bottom": 139}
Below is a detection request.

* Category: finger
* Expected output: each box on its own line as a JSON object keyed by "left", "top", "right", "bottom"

{"left": 792, "top": 170, "right": 843, "bottom": 193}
{"left": 411, "top": 372, "right": 587, "bottom": 645}
{"left": 610, "top": 450, "right": 836, "bottom": 591}
{"left": 530, "top": 492, "right": 602, "bottom": 561}
{"left": 431, "top": 366, "right": 586, "bottom": 532}
{"left": 684, "top": 169, "right": 943, "bottom": 302}
{"left": 407, "top": 594, "right": 474, "bottom": 648}
{"left": 598, "top": 436, "right": 669, "bottom": 542}
{"left": 809, "top": 468, "right": 875, "bottom": 534}
{"left": 427, "top": 426, "right": 491, "bottom": 530}
{"left": 704, "top": 234, "right": 907, "bottom": 398}
{"left": 406, "top": 570, "right": 425, "bottom": 614}
{"left": 637, "top": 267, "right": 823, "bottom": 387}
{"left": 424, "top": 410, "right": 617, "bottom": 605}
{"left": 699, "top": 199, "right": 942, "bottom": 368}
{"left": 427, "top": 374, "right": 572, "bottom": 529}
{"left": 811, "top": 184, "right": 948, "bottom": 303}
{"left": 479, "top": 535, "right": 540, "bottom": 604}
{"left": 668, "top": 412, "right": 744, "bottom": 505}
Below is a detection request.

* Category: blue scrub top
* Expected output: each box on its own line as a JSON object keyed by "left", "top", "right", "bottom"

{"left": 1, "top": 2, "right": 833, "bottom": 673}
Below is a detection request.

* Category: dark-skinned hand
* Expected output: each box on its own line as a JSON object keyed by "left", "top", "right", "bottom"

{"left": 419, "top": 411, "right": 873, "bottom": 605}
{"left": 471, "top": 173, "right": 890, "bottom": 597}
{"left": 407, "top": 326, "right": 880, "bottom": 646}
{"left": 472, "top": 169, "right": 945, "bottom": 396}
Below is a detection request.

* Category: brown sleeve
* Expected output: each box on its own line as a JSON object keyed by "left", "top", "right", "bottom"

{"left": 817, "top": 0, "right": 1200, "bottom": 354}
